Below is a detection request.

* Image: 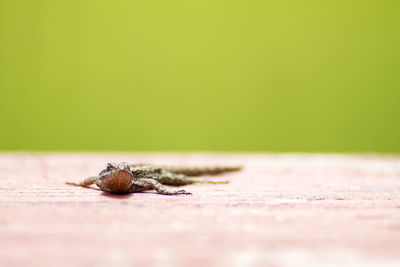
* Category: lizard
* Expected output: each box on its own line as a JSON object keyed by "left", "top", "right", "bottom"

{"left": 66, "top": 162, "right": 241, "bottom": 195}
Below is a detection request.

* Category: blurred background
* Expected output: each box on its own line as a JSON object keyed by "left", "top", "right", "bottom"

{"left": 0, "top": 0, "right": 399, "bottom": 152}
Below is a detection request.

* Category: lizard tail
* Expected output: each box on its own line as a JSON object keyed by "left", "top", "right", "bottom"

{"left": 165, "top": 166, "right": 242, "bottom": 177}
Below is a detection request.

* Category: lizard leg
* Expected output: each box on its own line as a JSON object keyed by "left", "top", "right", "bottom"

{"left": 156, "top": 171, "right": 229, "bottom": 186}
{"left": 65, "top": 176, "right": 96, "bottom": 187}
{"left": 133, "top": 178, "right": 192, "bottom": 195}
{"left": 156, "top": 171, "right": 192, "bottom": 186}
{"left": 126, "top": 183, "right": 152, "bottom": 193}
{"left": 183, "top": 177, "right": 229, "bottom": 184}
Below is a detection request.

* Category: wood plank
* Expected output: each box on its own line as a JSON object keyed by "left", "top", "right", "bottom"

{"left": 1, "top": 153, "right": 400, "bottom": 267}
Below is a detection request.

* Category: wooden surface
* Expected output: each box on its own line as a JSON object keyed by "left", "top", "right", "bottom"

{"left": 0, "top": 153, "right": 400, "bottom": 267}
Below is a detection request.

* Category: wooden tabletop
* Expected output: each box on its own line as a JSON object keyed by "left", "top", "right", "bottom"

{"left": 1, "top": 153, "right": 400, "bottom": 267}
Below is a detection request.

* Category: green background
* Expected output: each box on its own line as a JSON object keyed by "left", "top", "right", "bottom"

{"left": 1, "top": 0, "right": 399, "bottom": 152}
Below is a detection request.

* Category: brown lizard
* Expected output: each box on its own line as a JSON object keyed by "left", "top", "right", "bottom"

{"left": 66, "top": 162, "right": 241, "bottom": 195}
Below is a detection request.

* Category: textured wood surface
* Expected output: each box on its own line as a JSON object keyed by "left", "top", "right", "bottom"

{"left": 1, "top": 153, "right": 400, "bottom": 267}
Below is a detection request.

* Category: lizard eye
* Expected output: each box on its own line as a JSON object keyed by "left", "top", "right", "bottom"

{"left": 107, "top": 163, "right": 117, "bottom": 171}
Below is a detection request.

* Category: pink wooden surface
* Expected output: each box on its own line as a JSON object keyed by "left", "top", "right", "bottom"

{"left": 0, "top": 153, "right": 400, "bottom": 267}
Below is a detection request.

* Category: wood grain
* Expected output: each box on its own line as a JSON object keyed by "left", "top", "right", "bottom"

{"left": 1, "top": 153, "right": 400, "bottom": 267}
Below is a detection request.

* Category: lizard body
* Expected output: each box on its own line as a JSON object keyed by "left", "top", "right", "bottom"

{"left": 66, "top": 162, "right": 241, "bottom": 195}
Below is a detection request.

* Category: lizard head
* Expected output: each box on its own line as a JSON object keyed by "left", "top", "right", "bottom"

{"left": 98, "top": 162, "right": 132, "bottom": 193}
